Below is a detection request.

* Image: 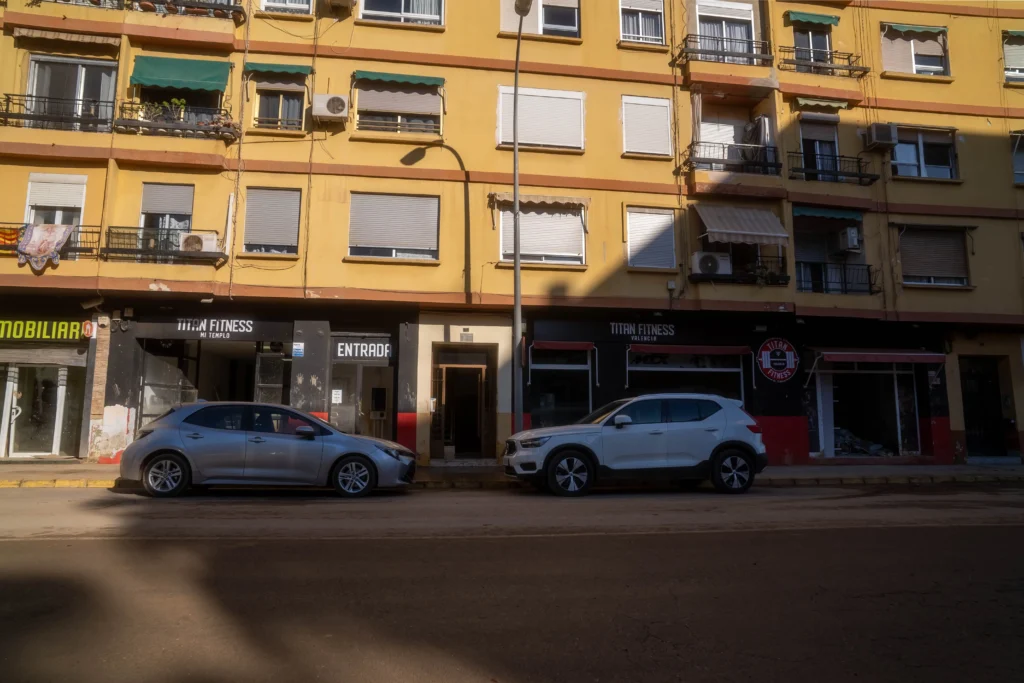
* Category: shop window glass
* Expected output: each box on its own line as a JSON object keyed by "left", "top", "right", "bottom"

{"left": 530, "top": 370, "right": 590, "bottom": 428}
{"left": 533, "top": 348, "right": 589, "bottom": 366}
{"left": 616, "top": 399, "right": 664, "bottom": 425}
{"left": 184, "top": 405, "right": 245, "bottom": 431}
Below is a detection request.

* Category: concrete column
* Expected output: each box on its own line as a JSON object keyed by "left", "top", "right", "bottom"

{"left": 80, "top": 314, "right": 110, "bottom": 459}
{"left": 290, "top": 321, "right": 331, "bottom": 419}
{"left": 89, "top": 319, "right": 140, "bottom": 463}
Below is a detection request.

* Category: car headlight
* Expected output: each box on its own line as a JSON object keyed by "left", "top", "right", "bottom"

{"left": 519, "top": 436, "right": 551, "bottom": 449}
{"left": 379, "top": 446, "right": 406, "bottom": 460}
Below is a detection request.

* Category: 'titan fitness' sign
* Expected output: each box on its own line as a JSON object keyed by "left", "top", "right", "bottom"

{"left": 0, "top": 320, "right": 93, "bottom": 341}
{"left": 609, "top": 322, "right": 676, "bottom": 343}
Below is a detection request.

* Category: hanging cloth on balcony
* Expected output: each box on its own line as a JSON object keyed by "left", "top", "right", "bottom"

{"left": 784, "top": 11, "right": 839, "bottom": 26}
{"left": 695, "top": 205, "right": 788, "bottom": 246}
{"left": 130, "top": 57, "right": 231, "bottom": 92}
{"left": 17, "top": 224, "right": 76, "bottom": 272}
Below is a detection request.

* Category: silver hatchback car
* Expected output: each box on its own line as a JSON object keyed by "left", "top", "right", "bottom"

{"left": 120, "top": 402, "right": 416, "bottom": 498}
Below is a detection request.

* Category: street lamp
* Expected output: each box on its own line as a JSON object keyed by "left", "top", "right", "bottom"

{"left": 512, "top": 0, "right": 533, "bottom": 435}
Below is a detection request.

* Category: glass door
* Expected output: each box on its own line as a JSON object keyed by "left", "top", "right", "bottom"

{"left": 7, "top": 365, "right": 64, "bottom": 456}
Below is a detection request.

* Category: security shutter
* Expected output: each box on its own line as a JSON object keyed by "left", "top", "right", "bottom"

{"left": 1006, "top": 36, "right": 1024, "bottom": 69}
{"left": 900, "top": 228, "right": 969, "bottom": 280}
{"left": 623, "top": 96, "right": 672, "bottom": 155}
{"left": 349, "top": 193, "right": 439, "bottom": 252}
{"left": 794, "top": 231, "right": 829, "bottom": 262}
{"left": 695, "top": 0, "right": 750, "bottom": 19}
{"left": 500, "top": 206, "right": 585, "bottom": 261}
{"left": 253, "top": 73, "right": 305, "bottom": 92}
{"left": 244, "top": 188, "right": 301, "bottom": 248}
{"left": 699, "top": 120, "right": 739, "bottom": 144}
{"left": 627, "top": 209, "right": 675, "bottom": 269}
{"left": 141, "top": 183, "right": 194, "bottom": 215}
{"left": 801, "top": 122, "right": 837, "bottom": 142}
{"left": 881, "top": 29, "right": 914, "bottom": 73}
{"left": 27, "top": 173, "right": 87, "bottom": 207}
{"left": 499, "top": 88, "right": 584, "bottom": 149}
{"left": 357, "top": 85, "right": 442, "bottom": 115}
{"left": 623, "top": 0, "right": 665, "bottom": 12}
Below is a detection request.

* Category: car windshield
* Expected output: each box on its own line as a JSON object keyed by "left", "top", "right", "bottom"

{"left": 575, "top": 399, "right": 631, "bottom": 425}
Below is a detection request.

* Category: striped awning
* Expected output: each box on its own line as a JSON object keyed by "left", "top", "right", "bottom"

{"left": 12, "top": 27, "right": 120, "bottom": 47}
{"left": 695, "top": 205, "right": 789, "bottom": 247}
{"left": 489, "top": 193, "right": 591, "bottom": 208}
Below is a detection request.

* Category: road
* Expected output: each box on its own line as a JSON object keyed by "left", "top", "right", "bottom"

{"left": 0, "top": 485, "right": 1022, "bottom": 683}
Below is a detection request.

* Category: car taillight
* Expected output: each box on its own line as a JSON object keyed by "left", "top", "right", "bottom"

{"left": 740, "top": 410, "right": 762, "bottom": 434}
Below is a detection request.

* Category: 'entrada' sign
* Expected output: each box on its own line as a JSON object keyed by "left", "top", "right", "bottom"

{"left": 0, "top": 320, "right": 93, "bottom": 341}
{"left": 333, "top": 336, "right": 393, "bottom": 364}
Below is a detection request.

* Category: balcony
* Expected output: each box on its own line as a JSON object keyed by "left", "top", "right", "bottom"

{"left": 355, "top": 116, "right": 442, "bottom": 135}
{"left": 687, "top": 142, "right": 781, "bottom": 175}
{"left": 0, "top": 95, "right": 113, "bottom": 132}
{"left": 42, "top": 0, "right": 123, "bottom": 8}
{"left": 796, "top": 262, "right": 878, "bottom": 294}
{"left": 778, "top": 47, "right": 869, "bottom": 78}
{"left": 689, "top": 255, "right": 790, "bottom": 286}
{"left": 788, "top": 152, "right": 879, "bottom": 186}
{"left": 0, "top": 224, "right": 102, "bottom": 260}
{"left": 113, "top": 102, "right": 240, "bottom": 141}
{"left": 679, "top": 34, "right": 773, "bottom": 66}
{"left": 129, "top": 0, "right": 246, "bottom": 21}
{"left": 255, "top": 116, "right": 304, "bottom": 132}
{"left": 102, "top": 227, "right": 225, "bottom": 263}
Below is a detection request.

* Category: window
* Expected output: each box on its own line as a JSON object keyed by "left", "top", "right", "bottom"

{"left": 697, "top": 0, "right": 755, "bottom": 63}
{"left": 543, "top": 1, "right": 580, "bottom": 38}
{"left": 881, "top": 25, "right": 948, "bottom": 76}
{"left": 899, "top": 227, "right": 969, "bottom": 287}
{"left": 613, "top": 399, "right": 664, "bottom": 425}
{"left": 891, "top": 128, "right": 957, "bottom": 179}
{"left": 800, "top": 121, "right": 839, "bottom": 180}
{"left": 794, "top": 26, "right": 831, "bottom": 72}
{"left": 362, "top": 0, "right": 443, "bottom": 25}
{"left": 26, "top": 174, "right": 86, "bottom": 226}
{"left": 621, "top": 0, "right": 665, "bottom": 45}
{"left": 244, "top": 188, "right": 301, "bottom": 254}
{"left": 251, "top": 406, "right": 318, "bottom": 436}
{"left": 139, "top": 184, "right": 193, "bottom": 258}
{"left": 1005, "top": 34, "right": 1024, "bottom": 82}
{"left": 622, "top": 96, "right": 672, "bottom": 156}
{"left": 498, "top": 86, "right": 585, "bottom": 150}
{"left": 500, "top": 204, "right": 586, "bottom": 264}
{"left": 356, "top": 82, "right": 442, "bottom": 135}
{"left": 256, "top": 90, "right": 303, "bottom": 130}
{"left": 529, "top": 346, "right": 593, "bottom": 428}
{"left": 627, "top": 208, "right": 676, "bottom": 269}
{"left": 349, "top": 193, "right": 439, "bottom": 260}
{"left": 183, "top": 405, "right": 245, "bottom": 431}
{"left": 1013, "top": 135, "right": 1024, "bottom": 183}
{"left": 28, "top": 57, "right": 116, "bottom": 131}
{"left": 262, "top": 0, "right": 312, "bottom": 15}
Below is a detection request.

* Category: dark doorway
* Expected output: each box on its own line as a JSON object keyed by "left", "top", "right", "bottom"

{"left": 430, "top": 343, "right": 497, "bottom": 460}
{"left": 445, "top": 367, "right": 483, "bottom": 456}
{"left": 960, "top": 356, "right": 1009, "bottom": 457}
{"left": 832, "top": 373, "right": 900, "bottom": 455}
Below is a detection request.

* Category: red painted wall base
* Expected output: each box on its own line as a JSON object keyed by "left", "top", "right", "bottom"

{"left": 756, "top": 415, "right": 811, "bottom": 466}
{"left": 396, "top": 412, "right": 417, "bottom": 453}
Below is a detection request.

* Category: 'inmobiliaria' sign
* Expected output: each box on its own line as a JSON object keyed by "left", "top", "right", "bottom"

{"left": 0, "top": 320, "right": 93, "bottom": 341}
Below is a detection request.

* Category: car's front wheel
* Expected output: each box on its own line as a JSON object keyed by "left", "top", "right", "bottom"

{"left": 142, "top": 453, "right": 190, "bottom": 498}
{"left": 331, "top": 455, "right": 377, "bottom": 498}
{"left": 547, "top": 451, "right": 594, "bottom": 497}
{"left": 710, "top": 449, "right": 754, "bottom": 494}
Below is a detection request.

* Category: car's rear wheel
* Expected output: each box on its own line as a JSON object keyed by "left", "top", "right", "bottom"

{"left": 332, "top": 455, "right": 377, "bottom": 498}
{"left": 711, "top": 449, "right": 754, "bottom": 494}
{"left": 547, "top": 451, "right": 594, "bottom": 497}
{"left": 142, "top": 453, "right": 190, "bottom": 498}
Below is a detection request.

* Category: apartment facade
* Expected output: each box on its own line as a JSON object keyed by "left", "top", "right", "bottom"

{"left": 1, "top": 0, "right": 1023, "bottom": 466}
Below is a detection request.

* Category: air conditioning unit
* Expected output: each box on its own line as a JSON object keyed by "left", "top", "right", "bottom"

{"left": 838, "top": 226, "right": 861, "bottom": 252}
{"left": 865, "top": 123, "right": 898, "bottom": 151}
{"left": 328, "top": 0, "right": 356, "bottom": 8}
{"left": 180, "top": 233, "right": 220, "bottom": 253}
{"left": 692, "top": 251, "right": 733, "bottom": 276}
{"left": 312, "top": 94, "right": 350, "bottom": 122}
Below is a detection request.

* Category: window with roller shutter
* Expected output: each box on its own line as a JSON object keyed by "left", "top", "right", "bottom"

{"left": 25, "top": 173, "right": 87, "bottom": 227}
{"left": 501, "top": 0, "right": 580, "bottom": 38}
{"left": 627, "top": 208, "right": 676, "bottom": 269}
{"left": 497, "top": 87, "right": 585, "bottom": 150}
{"left": 348, "top": 193, "right": 439, "bottom": 260}
{"left": 499, "top": 204, "right": 586, "bottom": 264}
{"left": 356, "top": 83, "right": 443, "bottom": 135}
{"left": 622, "top": 96, "right": 672, "bottom": 156}
{"left": 891, "top": 128, "right": 957, "bottom": 179}
{"left": 899, "top": 227, "right": 969, "bottom": 287}
{"left": 620, "top": 0, "right": 665, "bottom": 45}
{"left": 881, "top": 24, "right": 948, "bottom": 76}
{"left": 140, "top": 183, "right": 193, "bottom": 233}
{"left": 1004, "top": 33, "right": 1024, "bottom": 81}
{"left": 1013, "top": 134, "right": 1024, "bottom": 183}
{"left": 243, "top": 188, "right": 301, "bottom": 254}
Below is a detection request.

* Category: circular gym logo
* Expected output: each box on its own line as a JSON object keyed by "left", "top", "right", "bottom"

{"left": 757, "top": 338, "right": 799, "bottom": 383}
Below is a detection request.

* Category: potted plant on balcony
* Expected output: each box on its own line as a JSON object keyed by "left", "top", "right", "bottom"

{"left": 89, "top": 0, "right": 102, "bottom": 5}
{"left": 213, "top": 8, "right": 228, "bottom": 17}
{"left": 138, "top": 0, "right": 157, "bottom": 10}
{"left": 164, "top": 1, "right": 180, "bottom": 13}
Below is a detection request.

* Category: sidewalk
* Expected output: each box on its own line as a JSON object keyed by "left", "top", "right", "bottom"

{"left": 1, "top": 460, "right": 1023, "bottom": 490}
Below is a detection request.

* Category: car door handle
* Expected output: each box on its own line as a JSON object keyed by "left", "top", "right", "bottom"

{"left": 705, "top": 428, "right": 720, "bottom": 432}
{"left": 649, "top": 430, "right": 665, "bottom": 435}
{"left": 248, "top": 437, "right": 266, "bottom": 444}
{"left": 185, "top": 433, "right": 203, "bottom": 440}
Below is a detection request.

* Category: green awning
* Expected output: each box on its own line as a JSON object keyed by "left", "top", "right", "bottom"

{"left": 884, "top": 23, "right": 946, "bottom": 35}
{"left": 793, "top": 206, "right": 863, "bottom": 221}
{"left": 352, "top": 70, "right": 444, "bottom": 87}
{"left": 796, "top": 97, "right": 849, "bottom": 110}
{"left": 785, "top": 11, "right": 839, "bottom": 26}
{"left": 244, "top": 62, "right": 312, "bottom": 76}
{"left": 130, "top": 56, "right": 231, "bottom": 92}
{"left": 1007, "top": 30, "right": 1024, "bottom": 38}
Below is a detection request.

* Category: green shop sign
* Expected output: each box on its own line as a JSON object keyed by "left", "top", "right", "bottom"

{"left": 0, "top": 320, "right": 94, "bottom": 341}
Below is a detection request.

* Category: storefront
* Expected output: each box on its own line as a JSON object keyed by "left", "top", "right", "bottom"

{"left": 329, "top": 333, "right": 395, "bottom": 439}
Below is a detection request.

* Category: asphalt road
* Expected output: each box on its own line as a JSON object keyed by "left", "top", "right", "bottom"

{"left": 0, "top": 486, "right": 1022, "bottom": 683}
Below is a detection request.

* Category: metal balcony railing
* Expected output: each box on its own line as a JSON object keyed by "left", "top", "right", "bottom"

{"left": 796, "top": 262, "right": 877, "bottom": 295}
{"left": 778, "top": 46, "right": 870, "bottom": 77}
{"left": 114, "top": 102, "right": 240, "bottom": 141}
{"left": 43, "top": 0, "right": 123, "bottom": 9}
{"left": 0, "top": 223, "right": 102, "bottom": 260}
{"left": 689, "top": 255, "right": 790, "bottom": 286}
{"left": 687, "top": 142, "right": 781, "bottom": 175}
{"left": 680, "top": 34, "right": 773, "bottom": 66}
{"left": 130, "top": 0, "right": 245, "bottom": 20}
{"left": 102, "top": 227, "right": 224, "bottom": 263}
{"left": 356, "top": 117, "right": 442, "bottom": 135}
{"left": 0, "top": 95, "right": 114, "bottom": 132}
{"left": 788, "top": 152, "right": 879, "bottom": 186}
{"left": 254, "top": 116, "right": 304, "bottom": 131}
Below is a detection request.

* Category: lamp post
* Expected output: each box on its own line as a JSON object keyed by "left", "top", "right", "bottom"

{"left": 512, "top": 0, "right": 533, "bottom": 435}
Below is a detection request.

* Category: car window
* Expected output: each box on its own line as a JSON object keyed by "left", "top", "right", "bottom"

{"left": 251, "top": 407, "right": 316, "bottom": 436}
{"left": 698, "top": 400, "right": 722, "bottom": 420}
{"left": 614, "top": 399, "right": 664, "bottom": 425}
{"left": 666, "top": 399, "right": 701, "bottom": 423}
{"left": 183, "top": 406, "right": 245, "bottom": 431}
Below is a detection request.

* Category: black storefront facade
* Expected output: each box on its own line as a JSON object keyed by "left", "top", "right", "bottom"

{"left": 526, "top": 310, "right": 954, "bottom": 466}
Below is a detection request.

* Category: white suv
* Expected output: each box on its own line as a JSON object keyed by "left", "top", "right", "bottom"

{"left": 503, "top": 394, "right": 768, "bottom": 496}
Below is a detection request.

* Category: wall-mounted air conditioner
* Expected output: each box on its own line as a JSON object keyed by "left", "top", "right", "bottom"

{"left": 865, "top": 123, "right": 898, "bottom": 151}
{"left": 180, "top": 233, "right": 220, "bottom": 253}
{"left": 838, "top": 227, "right": 861, "bottom": 252}
{"left": 312, "top": 94, "right": 350, "bottom": 122}
{"left": 692, "top": 251, "right": 733, "bottom": 276}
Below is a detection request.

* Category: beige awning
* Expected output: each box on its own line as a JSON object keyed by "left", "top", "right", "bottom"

{"left": 796, "top": 97, "right": 849, "bottom": 110}
{"left": 489, "top": 192, "right": 591, "bottom": 208}
{"left": 695, "top": 205, "right": 789, "bottom": 246}
{"left": 12, "top": 27, "right": 120, "bottom": 47}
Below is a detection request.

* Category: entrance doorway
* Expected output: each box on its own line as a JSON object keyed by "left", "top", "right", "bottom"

{"left": 430, "top": 344, "right": 497, "bottom": 460}
{"left": 960, "top": 356, "right": 1012, "bottom": 457}
{"left": 0, "top": 364, "right": 86, "bottom": 457}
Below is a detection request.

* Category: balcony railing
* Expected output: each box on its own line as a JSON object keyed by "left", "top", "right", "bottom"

{"left": 102, "top": 227, "right": 225, "bottom": 263}
{"left": 254, "top": 116, "right": 304, "bottom": 131}
{"left": 788, "top": 152, "right": 879, "bottom": 186}
{"left": 689, "top": 255, "right": 789, "bottom": 286}
{"left": 687, "top": 142, "right": 781, "bottom": 175}
{"left": 44, "top": 0, "right": 123, "bottom": 9}
{"left": 796, "top": 262, "right": 877, "bottom": 295}
{"left": 0, "top": 223, "right": 102, "bottom": 260}
{"left": 113, "top": 102, "right": 240, "bottom": 141}
{"left": 130, "top": 0, "right": 246, "bottom": 20}
{"left": 356, "top": 117, "right": 442, "bottom": 135}
{"left": 679, "top": 34, "right": 773, "bottom": 66}
{"left": 0, "top": 95, "right": 113, "bottom": 132}
{"left": 778, "top": 46, "right": 869, "bottom": 77}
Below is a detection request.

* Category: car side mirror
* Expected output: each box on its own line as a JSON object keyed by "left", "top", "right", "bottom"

{"left": 613, "top": 414, "right": 632, "bottom": 429}
{"left": 295, "top": 425, "right": 316, "bottom": 440}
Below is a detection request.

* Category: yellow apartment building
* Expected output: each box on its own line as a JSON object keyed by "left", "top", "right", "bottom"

{"left": 0, "top": 0, "right": 1023, "bottom": 467}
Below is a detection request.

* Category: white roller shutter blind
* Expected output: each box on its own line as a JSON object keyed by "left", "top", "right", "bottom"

{"left": 623, "top": 96, "right": 672, "bottom": 156}
{"left": 1006, "top": 37, "right": 1024, "bottom": 69}
{"left": 627, "top": 209, "right": 675, "bottom": 269}
{"left": 501, "top": 206, "right": 585, "bottom": 261}
{"left": 696, "top": 0, "right": 752, "bottom": 20}
{"left": 27, "top": 173, "right": 87, "bottom": 207}
{"left": 545, "top": 0, "right": 579, "bottom": 7}
{"left": 244, "top": 188, "right": 301, "bottom": 248}
{"left": 357, "top": 85, "right": 442, "bottom": 116}
{"left": 501, "top": 0, "right": 540, "bottom": 33}
{"left": 801, "top": 122, "right": 837, "bottom": 142}
{"left": 881, "top": 29, "right": 914, "bottom": 72}
{"left": 913, "top": 34, "right": 946, "bottom": 57}
{"left": 349, "top": 193, "right": 439, "bottom": 252}
{"left": 141, "top": 184, "right": 194, "bottom": 215}
{"left": 900, "top": 229, "right": 968, "bottom": 279}
{"left": 499, "top": 87, "right": 584, "bottom": 149}
{"left": 622, "top": 0, "right": 664, "bottom": 11}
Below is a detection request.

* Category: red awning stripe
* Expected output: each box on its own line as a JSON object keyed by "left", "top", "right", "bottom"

{"left": 816, "top": 350, "right": 945, "bottom": 364}
{"left": 533, "top": 341, "right": 595, "bottom": 351}
{"left": 629, "top": 344, "right": 751, "bottom": 355}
